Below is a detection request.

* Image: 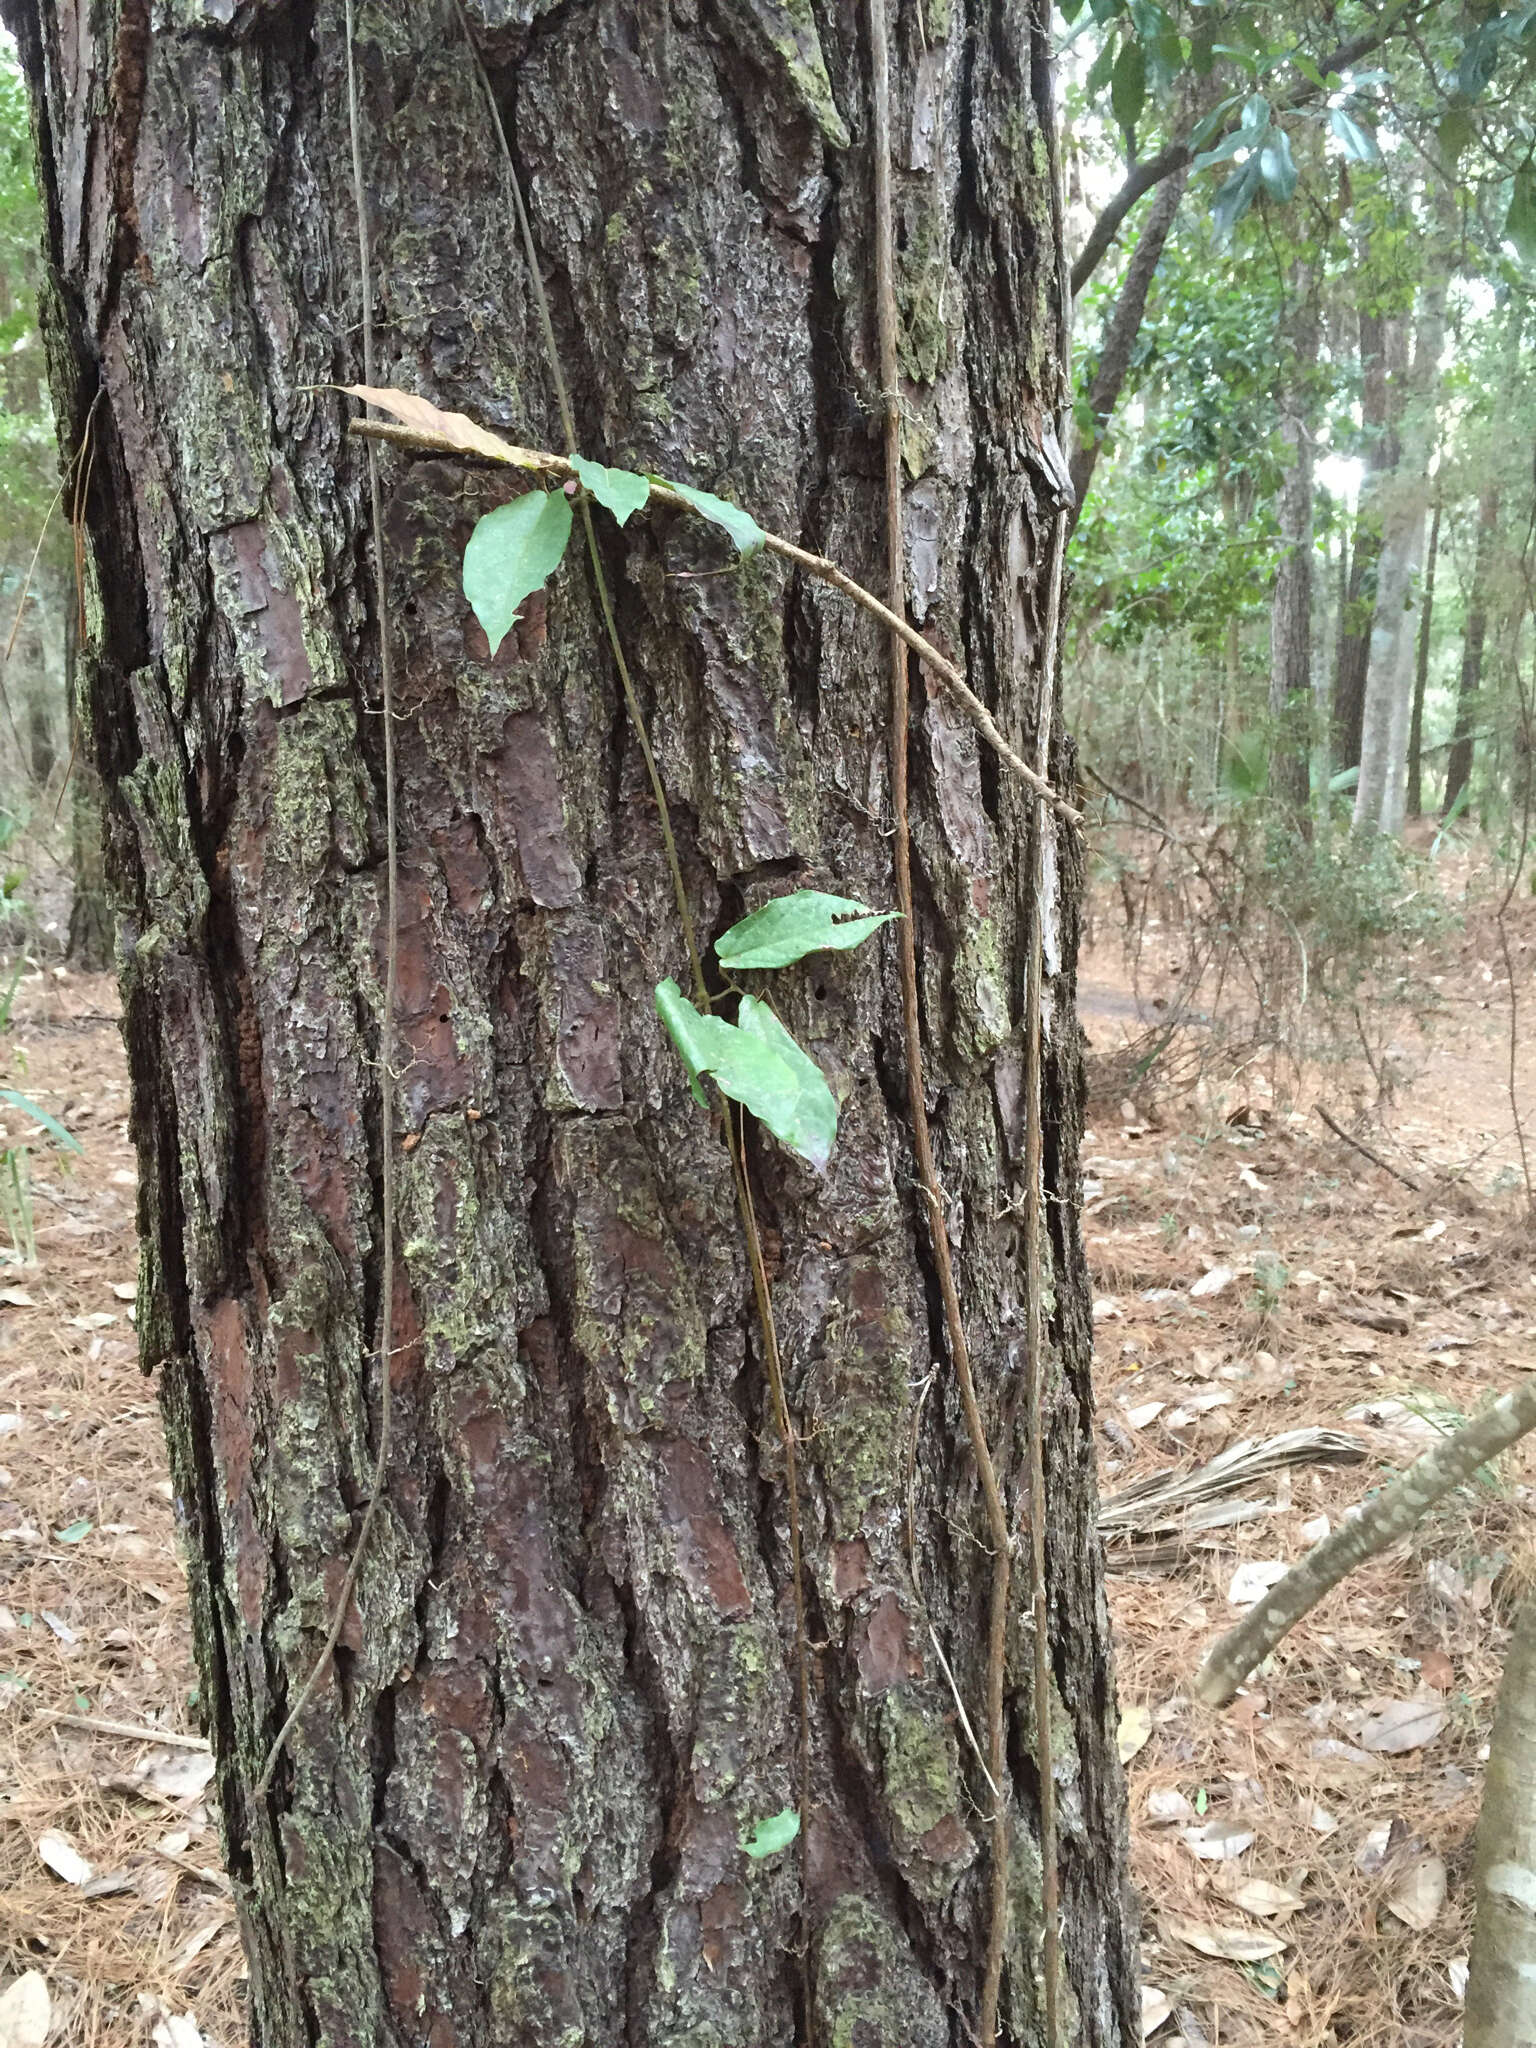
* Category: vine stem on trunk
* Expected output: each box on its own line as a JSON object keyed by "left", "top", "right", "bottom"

{"left": 344, "top": 419, "right": 1081, "bottom": 828}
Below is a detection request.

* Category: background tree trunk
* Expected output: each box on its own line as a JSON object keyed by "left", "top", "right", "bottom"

{"left": 1332, "top": 304, "right": 1388, "bottom": 776}
{"left": 1405, "top": 491, "right": 1439, "bottom": 820}
{"left": 1268, "top": 262, "right": 1318, "bottom": 812}
{"left": 9, "top": 3, "right": 1135, "bottom": 2045}
{"left": 1443, "top": 484, "right": 1499, "bottom": 819}
{"left": 1354, "top": 260, "right": 1447, "bottom": 837}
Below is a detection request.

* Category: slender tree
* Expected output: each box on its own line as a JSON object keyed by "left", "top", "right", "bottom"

{"left": 1405, "top": 487, "right": 1440, "bottom": 819}
{"left": 1333, "top": 303, "right": 1389, "bottom": 775}
{"left": 1443, "top": 483, "right": 1500, "bottom": 819}
{"left": 1354, "top": 240, "right": 1448, "bottom": 838}
{"left": 1269, "top": 259, "right": 1319, "bottom": 810}
{"left": 1069, "top": 165, "right": 1189, "bottom": 520}
{"left": 6, "top": 2, "right": 1136, "bottom": 2043}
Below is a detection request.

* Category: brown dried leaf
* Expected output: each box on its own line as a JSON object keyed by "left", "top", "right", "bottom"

{"left": 340, "top": 386, "right": 541, "bottom": 469}
{"left": 1118, "top": 1704, "right": 1154, "bottom": 1763}
{"left": 1181, "top": 1818, "right": 1255, "bottom": 1862}
{"left": 1163, "top": 1915, "right": 1288, "bottom": 1962}
{"left": 1358, "top": 1697, "right": 1447, "bottom": 1754}
{"left": 1384, "top": 1852, "right": 1447, "bottom": 1932}
{"left": 1215, "top": 1873, "right": 1305, "bottom": 1919}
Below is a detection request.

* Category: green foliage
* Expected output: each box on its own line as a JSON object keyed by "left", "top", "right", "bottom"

{"left": 740, "top": 1808, "right": 800, "bottom": 1858}
{"left": 571, "top": 454, "right": 649, "bottom": 524}
{"left": 655, "top": 979, "right": 838, "bottom": 1172}
{"left": 650, "top": 476, "right": 766, "bottom": 556}
{"left": 655, "top": 891, "right": 895, "bottom": 1171}
{"left": 462, "top": 490, "right": 574, "bottom": 655}
{"left": 715, "top": 891, "right": 899, "bottom": 970}
{"left": 0, "top": 1085, "right": 81, "bottom": 1155}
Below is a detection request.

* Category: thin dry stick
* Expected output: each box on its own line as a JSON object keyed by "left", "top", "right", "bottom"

{"left": 347, "top": 417, "right": 1081, "bottom": 829}
{"left": 1313, "top": 1103, "right": 1423, "bottom": 1193}
{"left": 866, "top": 9, "right": 1011, "bottom": 2041}
{"left": 1022, "top": 512, "right": 1068, "bottom": 2048}
{"left": 1192, "top": 1376, "right": 1536, "bottom": 1706}
{"left": 256, "top": 0, "right": 399, "bottom": 1798}
{"left": 452, "top": 1, "right": 811, "bottom": 1922}
{"left": 35, "top": 1709, "right": 211, "bottom": 1752}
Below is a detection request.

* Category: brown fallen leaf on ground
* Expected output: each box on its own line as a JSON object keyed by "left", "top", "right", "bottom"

{"left": 1384, "top": 1850, "right": 1447, "bottom": 1931}
{"left": 1358, "top": 1695, "right": 1447, "bottom": 1754}
{"left": 1163, "top": 1915, "right": 1288, "bottom": 1961}
{"left": 1213, "top": 1872, "right": 1306, "bottom": 1919}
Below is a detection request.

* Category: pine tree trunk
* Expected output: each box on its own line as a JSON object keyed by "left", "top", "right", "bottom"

{"left": 1443, "top": 484, "right": 1499, "bottom": 819}
{"left": 1268, "top": 263, "right": 1317, "bottom": 813}
{"left": 9, "top": 3, "right": 1135, "bottom": 2044}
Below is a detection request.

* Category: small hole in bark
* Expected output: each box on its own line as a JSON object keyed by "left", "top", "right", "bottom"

{"left": 813, "top": 983, "right": 828, "bottom": 1001}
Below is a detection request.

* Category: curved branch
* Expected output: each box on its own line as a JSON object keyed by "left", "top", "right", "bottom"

{"left": 348, "top": 418, "right": 1083, "bottom": 825}
{"left": 1069, "top": 161, "right": 1189, "bottom": 515}
{"left": 1192, "top": 1377, "right": 1536, "bottom": 1706}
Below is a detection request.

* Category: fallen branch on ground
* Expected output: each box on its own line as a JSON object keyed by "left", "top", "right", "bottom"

{"left": 1314, "top": 1103, "right": 1423, "bottom": 1193}
{"left": 1192, "top": 1378, "right": 1536, "bottom": 1706}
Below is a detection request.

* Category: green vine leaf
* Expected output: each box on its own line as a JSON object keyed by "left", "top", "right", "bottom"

{"left": 655, "top": 980, "right": 838, "bottom": 1171}
{"left": 741, "top": 1807, "right": 800, "bottom": 1859}
{"left": 715, "top": 890, "right": 898, "bottom": 971}
{"left": 463, "top": 489, "right": 574, "bottom": 655}
{"left": 735, "top": 997, "right": 837, "bottom": 1170}
{"left": 649, "top": 476, "right": 767, "bottom": 556}
{"left": 571, "top": 454, "right": 650, "bottom": 525}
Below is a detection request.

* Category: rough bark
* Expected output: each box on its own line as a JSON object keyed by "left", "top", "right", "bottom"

{"left": 66, "top": 756, "right": 114, "bottom": 970}
{"left": 1067, "top": 163, "right": 1187, "bottom": 523}
{"left": 1467, "top": 1590, "right": 1536, "bottom": 2047}
{"left": 10, "top": 3, "right": 1134, "bottom": 2046}
{"left": 1267, "top": 263, "right": 1318, "bottom": 812}
{"left": 1443, "top": 484, "right": 1499, "bottom": 819}
{"left": 1332, "top": 306, "right": 1388, "bottom": 776}
{"left": 1405, "top": 491, "right": 1439, "bottom": 819}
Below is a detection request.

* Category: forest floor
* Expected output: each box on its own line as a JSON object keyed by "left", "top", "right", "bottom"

{"left": 0, "top": 876, "right": 1529, "bottom": 2047}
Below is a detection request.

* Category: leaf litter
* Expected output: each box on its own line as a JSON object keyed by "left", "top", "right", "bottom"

{"left": 1084, "top": 896, "right": 1536, "bottom": 2047}
{"left": 0, "top": 975, "right": 239, "bottom": 2044}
